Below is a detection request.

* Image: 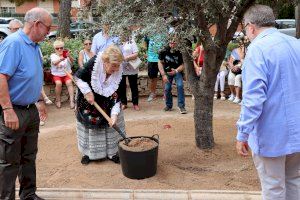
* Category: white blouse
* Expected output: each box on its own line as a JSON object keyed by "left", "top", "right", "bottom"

{"left": 121, "top": 39, "right": 139, "bottom": 75}
{"left": 50, "top": 53, "right": 72, "bottom": 77}
{"left": 76, "top": 52, "right": 123, "bottom": 115}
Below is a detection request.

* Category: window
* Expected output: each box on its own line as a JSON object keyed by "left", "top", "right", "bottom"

{"left": 276, "top": 20, "right": 296, "bottom": 29}
{"left": 281, "top": 21, "right": 295, "bottom": 29}
{"left": 0, "top": 7, "right": 15, "bottom": 14}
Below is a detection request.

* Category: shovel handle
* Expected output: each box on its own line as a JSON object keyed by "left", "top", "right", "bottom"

{"left": 92, "top": 101, "right": 113, "bottom": 124}
{"left": 63, "top": 69, "right": 113, "bottom": 124}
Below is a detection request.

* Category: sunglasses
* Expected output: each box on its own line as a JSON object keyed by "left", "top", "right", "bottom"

{"left": 8, "top": 27, "right": 21, "bottom": 30}
{"left": 84, "top": 43, "right": 92, "bottom": 46}
{"left": 55, "top": 47, "right": 64, "bottom": 50}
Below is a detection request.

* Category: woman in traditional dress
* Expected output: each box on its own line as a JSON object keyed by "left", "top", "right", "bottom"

{"left": 75, "top": 45, "right": 125, "bottom": 165}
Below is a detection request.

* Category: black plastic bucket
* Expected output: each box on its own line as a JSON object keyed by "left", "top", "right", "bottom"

{"left": 118, "top": 134, "right": 159, "bottom": 179}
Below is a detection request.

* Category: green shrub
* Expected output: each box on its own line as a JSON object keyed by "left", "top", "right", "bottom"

{"left": 227, "top": 42, "right": 239, "bottom": 52}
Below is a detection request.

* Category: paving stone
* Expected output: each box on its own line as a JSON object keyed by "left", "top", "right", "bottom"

{"left": 134, "top": 190, "right": 189, "bottom": 200}
{"left": 15, "top": 188, "right": 261, "bottom": 200}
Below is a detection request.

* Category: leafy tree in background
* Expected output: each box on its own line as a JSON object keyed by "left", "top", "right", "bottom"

{"left": 256, "top": 0, "right": 295, "bottom": 18}
{"left": 93, "top": 0, "right": 299, "bottom": 150}
{"left": 94, "top": 0, "right": 257, "bottom": 149}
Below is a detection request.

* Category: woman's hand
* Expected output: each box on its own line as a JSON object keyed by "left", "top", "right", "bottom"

{"left": 36, "top": 101, "right": 47, "bottom": 122}
{"left": 84, "top": 92, "right": 95, "bottom": 105}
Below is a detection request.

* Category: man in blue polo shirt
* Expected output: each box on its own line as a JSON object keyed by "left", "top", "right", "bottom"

{"left": 0, "top": 7, "right": 52, "bottom": 200}
{"left": 236, "top": 5, "right": 300, "bottom": 200}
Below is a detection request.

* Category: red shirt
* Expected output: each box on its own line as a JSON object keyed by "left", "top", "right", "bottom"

{"left": 194, "top": 46, "right": 205, "bottom": 67}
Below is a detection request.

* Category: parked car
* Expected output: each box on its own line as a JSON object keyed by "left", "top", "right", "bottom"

{"left": 275, "top": 19, "right": 296, "bottom": 37}
{"left": 47, "top": 21, "right": 100, "bottom": 39}
{"left": 0, "top": 17, "right": 14, "bottom": 41}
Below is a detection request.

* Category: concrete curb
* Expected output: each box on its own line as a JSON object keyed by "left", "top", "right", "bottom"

{"left": 17, "top": 188, "right": 261, "bottom": 200}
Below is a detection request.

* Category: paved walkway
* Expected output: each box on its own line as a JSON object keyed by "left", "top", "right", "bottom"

{"left": 17, "top": 188, "right": 261, "bottom": 200}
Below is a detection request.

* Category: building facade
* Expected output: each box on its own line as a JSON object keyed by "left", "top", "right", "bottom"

{"left": 0, "top": 0, "right": 80, "bottom": 16}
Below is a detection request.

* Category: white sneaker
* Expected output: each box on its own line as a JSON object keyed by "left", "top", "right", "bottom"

{"left": 40, "top": 121, "right": 45, "bottom": 126}
{"left": 147, "top": 93, "right": 156, "bottom": 102}
{"left": 44, "top": 97, "right": 53, "bottom": 105}
{"left": 228, "top": 94, "right": 235, "bottom": 101}
{"left": 233, "top": 97, "right": 241, "bottom": 104}
{"left": 220, "top": 96, "right": 226, "bottom": 101}
{"left": 213, "top": 94, "right": 218, "bottom": 100}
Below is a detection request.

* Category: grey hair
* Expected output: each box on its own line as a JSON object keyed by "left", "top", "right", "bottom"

{"left": 244, "top": 4, "right": 275, "bottom": 27}
{"left": 24, "top": 7, "right": 52, "bottom": 23}
{"left": 9, "top": 19, "right": 23, "bottom": 26}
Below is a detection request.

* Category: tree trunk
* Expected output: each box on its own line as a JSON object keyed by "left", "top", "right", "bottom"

{"left": 296, "top": 5, "right": 300, "bottom": 39}
{"left": 183, "top": 46, "right": 223, "bottom": 149}
{"left": 58, "top": 0, "right": 72, "bottom": 38}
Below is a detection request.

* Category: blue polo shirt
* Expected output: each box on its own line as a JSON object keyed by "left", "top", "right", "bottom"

{"left": 0, "top": 30, "right": 43, "bottom": 106}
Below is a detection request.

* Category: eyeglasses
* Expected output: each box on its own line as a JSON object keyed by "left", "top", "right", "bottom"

{"left": 35, "top": 20, "right": 51, "bottom": 32}
{"left": 84, "top": 43, "right": 92, "bottom": 46}
{"left": 242, "top": 22, "right": 250, "bottom": 31}
{"left": 55, "top": 47, "right": 64, "bottom": 50}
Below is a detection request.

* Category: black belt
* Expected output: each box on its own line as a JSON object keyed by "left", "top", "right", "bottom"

{"left": 13, "top": 104, "right": 35, "bottom": 109}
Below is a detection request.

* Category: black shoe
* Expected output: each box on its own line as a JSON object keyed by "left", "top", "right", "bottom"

{"left": 81, "top": 155, "right": 90, "bottom": 165}
{"left": 108, "top": 154, "right": 120, "bottom": 164}
{"left": 24, "top": 194, "right": 45, "bottom": 200}
{"left": 163, "top": 106, "right": 172, "bottom": 111}
{"left": 179, "top": 107, "right": 187, "bottom": 114}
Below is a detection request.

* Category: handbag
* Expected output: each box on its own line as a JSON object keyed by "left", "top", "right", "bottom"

{"left": 129, "top": 57, "right": 142, "bottom": 69}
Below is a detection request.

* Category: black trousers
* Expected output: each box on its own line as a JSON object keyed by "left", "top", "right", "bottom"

{"left": 119, "top": 74, "right": 139, "bottom": 105}
{"left": 0, "top": 105, "right": 40, "bottom": 200}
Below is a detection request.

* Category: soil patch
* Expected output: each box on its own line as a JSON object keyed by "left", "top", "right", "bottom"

{"left": 120, "top": 137, "right": 158, "bottom": 152}
{"left": 36, "top": 97, "right": 260, "bottom": 191}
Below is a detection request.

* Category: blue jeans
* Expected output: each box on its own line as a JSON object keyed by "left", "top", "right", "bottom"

{"left": 165, "top": 72, "right": 185, "bottom": 108}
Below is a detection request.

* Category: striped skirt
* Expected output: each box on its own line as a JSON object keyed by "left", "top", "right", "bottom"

{"left": 76, "top": 111, "right": 126, "bottom": 160}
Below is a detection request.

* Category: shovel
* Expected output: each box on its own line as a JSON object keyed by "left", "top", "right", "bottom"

{"left": 63, "top": 69, "right": 131, "bottom": 145}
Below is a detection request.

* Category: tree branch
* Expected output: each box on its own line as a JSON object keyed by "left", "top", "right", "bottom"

{"left": 225, "top": 0, "right": 256, "bottom": 43}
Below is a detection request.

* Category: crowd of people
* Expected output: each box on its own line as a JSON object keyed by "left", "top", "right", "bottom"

{"left": 0, "top": 4, "right": 299, "bottom": 200}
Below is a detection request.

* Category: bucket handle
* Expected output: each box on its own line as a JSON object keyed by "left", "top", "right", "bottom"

{"left": 152, "top": 134, "right": 159, "bottom": 142}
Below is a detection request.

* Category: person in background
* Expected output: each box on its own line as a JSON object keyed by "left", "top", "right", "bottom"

{"left": 0, "top": 7, "right": 51, "bottom": 200}
{"left": 192, "top": 42, "right": 204, "bottom": 76}
{"left": 50, "top": 40, "right": 75, "bottom": 109}
{"left": 8, "top": 19, "right": 23, "bottom": 33}
{"left": 236, "top": 5, "right": 300, "bottom": 200}
{"left": 39, "top": 87, "right": 52, "bottom": 126}
{"left": 144, "top": 36, "right": 165, "bottom": 102}
{"left": 214, "top": 60, "right": 228, "bottom": 100}
{"left": 78, "top": 39, "right": 94, "bottom": 68}
{"left": 227, "top": 39, "right": 245, "bottom": 104}
{"left": 119, "top": 32, "right": 140, "bottom": 111}
{"left": 75, "top": 45, "right": 125, "bottom": 165}
{"left": 158, "top": 39, "right": 187, "bottom": 114}
{"left": 91, "top": 22, "right": 119, "bottom": 55}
